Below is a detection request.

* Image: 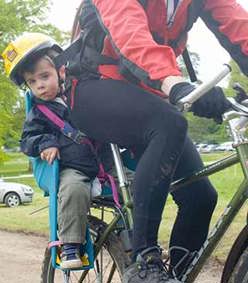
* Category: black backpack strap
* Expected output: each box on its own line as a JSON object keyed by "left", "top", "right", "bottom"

{"left": 54, "top": 37, "right": 83, "bottom": 69}
{"left": 139, "top": 0, "right": 148, "bottom": 8}
{"left": 182, "top": 48, "right": 198, "bottom": 82}
{"left": 82, "top": 45, "right": 119, "bottom": 70}
{"left": 54, "top": 32, "right": 118, "bottom": 77}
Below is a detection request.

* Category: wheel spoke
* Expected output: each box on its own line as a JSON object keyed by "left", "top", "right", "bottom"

{"left": 52, "top": 251, "right": 120, "bottom": 283}
{"left": 106, "top": 262, "right": 116, "bottom": 283}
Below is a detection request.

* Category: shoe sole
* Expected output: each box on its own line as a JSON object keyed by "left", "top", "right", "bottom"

{"left": 60, "top": 259, "right": 83, "bottom": 269}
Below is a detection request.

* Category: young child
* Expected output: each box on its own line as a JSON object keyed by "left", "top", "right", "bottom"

{"left": 1, "top": 32, "right": 100, "bottom": 269}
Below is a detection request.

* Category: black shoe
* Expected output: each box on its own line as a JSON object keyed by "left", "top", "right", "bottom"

{"left": 123, "top": 246, "right": 181, "bottom": 283}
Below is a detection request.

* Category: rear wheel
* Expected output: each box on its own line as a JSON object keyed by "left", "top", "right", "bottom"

{"left": 41, "top": 215, "right": 129, "bottom": 282}
{"left": 228, "top": 247, "right": 248, "bottom": 283}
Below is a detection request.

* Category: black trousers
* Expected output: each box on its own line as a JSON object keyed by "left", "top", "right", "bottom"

{"left": 69, "top": 79, "right": 217, "bottom": 267}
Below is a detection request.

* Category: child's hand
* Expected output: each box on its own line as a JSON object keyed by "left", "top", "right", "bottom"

{"left": 40, "top": 147, "right": 60, "bottom": 164}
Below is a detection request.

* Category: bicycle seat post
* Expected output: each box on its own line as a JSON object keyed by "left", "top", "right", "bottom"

{"left": 110, "top": 144, "right": 128, "bottom": 186}
{"left": 110, "top": 144, "right": 133, "bottom": 226}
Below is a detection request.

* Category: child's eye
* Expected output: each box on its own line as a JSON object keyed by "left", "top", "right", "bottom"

{"left": 41, "top": 74, "right": 49, "bottom": 80}
{"left": 27, "top": 80, "right": 35, "bottom": 85}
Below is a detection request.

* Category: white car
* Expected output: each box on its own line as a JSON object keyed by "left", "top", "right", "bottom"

{"left": 215, "top": 142, "right": 234, "bottom": 151}
{"left": 201, "top": 144, "right": 219, "bottom": 153}
{"left": 0, "top": 179, "right": 34, "bottom": 207}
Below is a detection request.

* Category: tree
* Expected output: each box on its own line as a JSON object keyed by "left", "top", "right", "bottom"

{"left": 228, "top": 60, "right": 248, "bottom": 93}
{"left": 0, "top": 0, "right": 69, "bottom": 162}
{"left": 187, "top": 113, "right": 229, "bottom": 144}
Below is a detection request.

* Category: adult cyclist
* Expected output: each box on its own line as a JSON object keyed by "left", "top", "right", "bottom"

{"left": 55, "top": 1, "right": 248, "bottom": 282}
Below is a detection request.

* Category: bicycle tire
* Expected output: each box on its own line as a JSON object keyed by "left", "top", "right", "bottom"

{"left": 221, "top": 225, "right": 248, "bottom": 283}
{"left": 40, "top": 215, "right": 129, "bottom": 283}
{"left": 228, "top": 247, "right": 248, "bottom": 283}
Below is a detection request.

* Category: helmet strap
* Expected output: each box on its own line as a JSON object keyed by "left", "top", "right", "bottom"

{"left": 59, "top": 77, "right": 65, "bottom": 93}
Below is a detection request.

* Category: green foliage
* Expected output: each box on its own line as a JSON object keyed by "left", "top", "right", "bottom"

{"left": 228, "top": 60, "right": 248, "bottom": 92}
{"left": 0, "top": 72, "right": 19, "bottom": 161}
{"left": 182, "top": 58, "right": 248, "bottom": 144}
{"left": 0, "top": 0, "right": 70, "bottom": 60}
{"left": 1, "top": 0, "right": 45, "bottom": 49}
{"left": 0, "top": 0, "right": 70, "bottom": 162}
{"left": 186, "top": 112, "right": 229, "bottom": 143}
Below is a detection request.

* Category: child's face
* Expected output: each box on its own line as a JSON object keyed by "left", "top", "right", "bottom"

{"left": 23, "top": 57, "right": 59, "bottom": 101}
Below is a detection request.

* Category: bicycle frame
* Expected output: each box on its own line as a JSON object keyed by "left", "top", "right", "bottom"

{"left": 82, "top": 122, "right": 248, "bottom": 283}
{"left": 179, "top": 148, "right": 247, "bottom": 282}
{"left": 181, "top": 113, "right": 248, "bottom": 282}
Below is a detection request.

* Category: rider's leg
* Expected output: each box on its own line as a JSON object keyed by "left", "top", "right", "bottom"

{"left": 130, "top": 116, "right": 187, "bottom": 259}
{"left": 169, "top": 137, "right": 218, "bottom": 276}
{"left": 70, "top": 80, "right": 187, "bottom": 270}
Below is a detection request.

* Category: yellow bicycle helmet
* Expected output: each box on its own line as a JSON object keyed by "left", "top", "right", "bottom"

{"left": 1, "top": 32, "right": 62, "bottom": 86}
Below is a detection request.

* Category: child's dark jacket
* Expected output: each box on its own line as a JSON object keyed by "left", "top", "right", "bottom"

{"left": 20, "top": 96, "right": 99, "bottom": 179}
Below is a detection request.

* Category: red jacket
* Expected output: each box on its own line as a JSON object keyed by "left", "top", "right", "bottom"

{"left": 77, "top": 0, "right": 248, "bottom": 91}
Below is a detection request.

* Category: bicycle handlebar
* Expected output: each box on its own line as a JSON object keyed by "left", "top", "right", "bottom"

{"left": 176, "top": 64, "right": 232, "bottom": 112}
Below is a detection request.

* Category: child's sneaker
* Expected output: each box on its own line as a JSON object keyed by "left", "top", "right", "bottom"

{"left": 60, "top": 243, "right": 82, "bottom": 269}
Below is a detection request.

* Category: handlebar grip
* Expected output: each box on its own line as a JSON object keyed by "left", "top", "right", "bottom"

{"left": 177, "top": 64, "right": 232, "bottom": 111}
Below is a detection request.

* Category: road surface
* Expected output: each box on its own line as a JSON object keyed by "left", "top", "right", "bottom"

{"left": 0, "top": 230, "right": 223, "bottom": 283}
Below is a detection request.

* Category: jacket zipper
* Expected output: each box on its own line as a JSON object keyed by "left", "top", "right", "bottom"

{"left": 166, "top": 0, "right": 182, "bottom": 27}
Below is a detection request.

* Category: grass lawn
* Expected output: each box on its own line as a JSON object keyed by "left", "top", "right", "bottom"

{"left": 0, "top": 151, "right": 247, "bottom": 263}
{"left": 0, "top": 154, "right": 49, "bottom": 235}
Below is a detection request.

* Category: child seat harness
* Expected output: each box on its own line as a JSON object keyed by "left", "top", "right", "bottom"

{"left": 36, "top": 104, "right": 121, "bottom": 208}
{"left": 37, "top": 104, "right": 87, "bottom": 144}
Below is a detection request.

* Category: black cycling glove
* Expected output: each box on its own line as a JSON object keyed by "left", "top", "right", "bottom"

{"left": 169, "top": 82, "right": 231, "bottom": 124}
